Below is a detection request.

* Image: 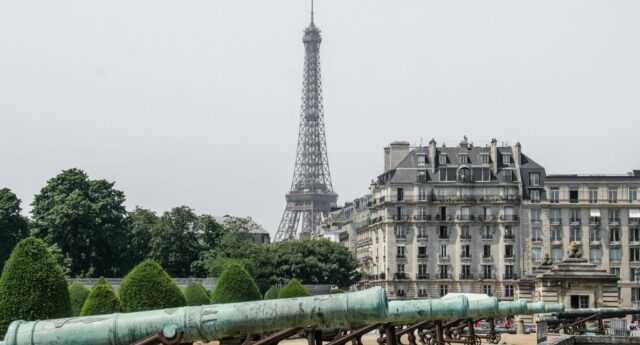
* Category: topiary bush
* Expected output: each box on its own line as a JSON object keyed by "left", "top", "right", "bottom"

{"left": 0, "top": 237, "right": 72, "bottom": 337}
{"left": 263, "top": 286, "right": 279, "bottom": 300}
{"left": 80, "top": 282, "right": 120, "bottom": 316}
{"left": 184, "top": 282, "right": 210, "bottom": 306}
{"left": 119, "top": 260, "right": 186, "bottom": 312}
{"left": 330, "top": 288, "right": 344, "bottom": 294}
{"left": 277, "top": 279, "right": 310, "bottom": 299}
{"left": 210, "top": 263, "right": 261, "bottom": 304}
{"left": 68, "top": 282, "right": 90, "bottom": 316}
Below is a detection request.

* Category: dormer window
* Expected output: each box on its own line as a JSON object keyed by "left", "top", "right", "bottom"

{"left": 458, "top": 154, "right": 468, "bottom": 164}
{"left": 439, "top": 154, "right": 447, "bottom": 165}
{"left": 417, "top": 154, "right": 426, "bottom": 166}
{"left": 480, "top": 154, "right": 490, "bottom": 165}
{"left": 502, "top": 154, "right": 511, "bottom": 165}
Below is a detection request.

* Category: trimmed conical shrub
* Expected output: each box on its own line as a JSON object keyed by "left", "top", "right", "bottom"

{"left": 330, "top": 288, "right": 344, "bottom": 294}
{"left": 0, "top": 237, "right": 72, "bottom": 336}
{"left": 277, "top": 279, "right": 310, "bottom": 299}
{"left": 210, "top": 263, "right": 261, "bottom": 304}
{"left": 80, "top": 282, "right": 120, "bottom": 316}
{"left": 68, "top": 282, "right": 90, "bottom": 316}
{"left": 94, "top": 277, "right": 109, "bottom": 287}
{"left": 184, "top": 282, "right": 210, "bottom": 306}
{"left": 263, "top": 286, "right": 279, "bottom": 300}
{"left": 119, "top": 260, "right": 186, "bottom": 312}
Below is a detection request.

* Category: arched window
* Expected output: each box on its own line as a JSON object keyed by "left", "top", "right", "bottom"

{"left": 458, "top": 167, "right": 472, "bottom": 182}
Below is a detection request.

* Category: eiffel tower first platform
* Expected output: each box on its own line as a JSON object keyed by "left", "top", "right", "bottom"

{"left": 274, "top": 2, "right": 337, "bottom": 242}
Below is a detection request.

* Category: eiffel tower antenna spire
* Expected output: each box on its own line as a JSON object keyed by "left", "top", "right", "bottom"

{"left": 275, "top": 2, "right": 337, "bottom": 242}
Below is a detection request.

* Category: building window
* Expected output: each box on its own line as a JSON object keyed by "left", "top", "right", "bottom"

{"left": 610, "top": 248, "right": 621, "bottom": 262}
{"left": 439, "top": 284, "right": 448, "bottom": 297}
{"left": 550, "top": 209, "right": 561, "bottom": 222}
{"left": 609, "top": 209, "right": 620, "bottom": 223}
{"left": 483, "top": 245, "right": 491, "bottom": 258}
{"left": 633, "top": 288, "right": 640, "bottom": 303}
{"left": 631, "top": 248, "right": 640, "bottom": 262}
{"left": 611, "top": 267, "right": 620, "bottom": 277}
{"left": 483, "top": 285, "right": 492, "bottom": 296}
{"left": 482, "top": 265, "right": 493, "bottom": 279}
{"left": 397, "top": 188, "right": 404, "bottom": 202}
{"left": 397, "top": 287, "right": 406, "bottom": 297}
{"left": 504, "top": 170, "right": 513, "bottom": 182}
{"left": 502, "top": 155, "right": 511, "bottom": 165}
{"left": 569, "top": 189, "right": 579, "bottom": 203}
{"left": 458, "top": 154, "right": 468, "bottom": 164}
{"left": 458, "top": 168, "right": 472, "bottom": 182}
{"left": 418, "top": 187, "right": 427, "bottom": 201}
{"left": 532, "top": 247, "right": 542, "bottom": 261}
{"left": 551, "top": 248, "right": 563, "bottom": 262}
{"left": 417, "top": 154, "right": 426, "bottom": 165}
{"left": 505, "top": 265, "right": 514, "bottom": 279}
{"left": 570, "top": 209, "right": 581, "bottom": 223}
{"left": 531, "top": 209, "right": 541, "bottom": 222}
{"left": 530, "top": 190, "right": 541, "bottom": 203}
{"left": 505, "top": 245, "right": 514, "bottom": 258}
{"left": 439, "top": 154, "right": 447, "bottom": 165}
{"left": 439, "top": 226, "right": 449, "bottom": 239}
{"left": 630, "top": 188, "right": 638, "bottom": 202}
{"left": 505, "top": 285, "right": 514, "bottom": 298}
{"left": 418, "top": 226, "right": 428, "bottom": 239}
{"left": 550, "top": 188, "right": 560, "bottom": 203}
{"left": 532, "top": 228, "right": 542, "bottom": 241}
{"left": 460, "top": 225, "right": 470, "bottom": 238}
{"left": 631, "top": 228, "right": 640, "bottom": 242}
{"left": 461, "top": 244, "right": 471, "bottom": 258}
{"left": 589, "top": 228, "right": 600, "bottom": 242}
{"left": 418, "top": 264, "right": 427, "bottom": 277}
{"left": 571, "top": 296, "right": 589, "bottom": 309}
{"left": 440, "top": 245, "right": 448, "bottom": 258}
{"left": 529, "top": 173, "right": 540, "bottom": 187}
{"left": 396, "top": 246, "right": 405, "bottom": 258}
{"left": 610, "top": 228, "right": 620, "bottom": 242}
{"left": 461, "top": 265, "right": 471, "bottom": 279}
{"left": 482, "top": 225, "right": 492, "bottom": 239}
{"left": 397, "top": 264, "right": 405, "bottom": 273}
{"left": 570, "top": 227, "right": 581, "bottom": 242}
{"left": 418, "top": 170, "right": 427, "bottom": 182}
{"left": 418, "top": 285, "right": 428, "bottom": 297}
{"left": 632, "top": 268, "right": 640, "bottom": 281}
{"left": 480, "top": 154, "right": 490, "bottom": 164}
{"left": 439, "top": 265, "right": 449, "bottom": 279}
{"left": 589, "top": 247, "right": 601, "bottom": 262}
{"left": 418, "top": 246, "right": 427, "bottom": 258}
{"left": 551, "top": 228, "right": 562, "bottom": 242}
{"left": 608, "top": 188, "right": 618, "bottom": 203}
{"left": 589, "top": 187, "right": 598, "bottom": 203}
{"left": 395, "top": 225, "right": 407, "bottom": 239}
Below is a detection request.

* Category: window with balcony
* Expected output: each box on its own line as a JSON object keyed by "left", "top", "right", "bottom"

{"left": 459, "top": 207, "right": 470, "bottom": 220}
{"left": 502, "top": 154, "right": 511, "bottom": 165}
{"left": 418, "top": 207, "right": 429, "bottom": 220}
{"left": 504, "top": 207, "right": 514, "bottom": 221}
{"left": 611, "top": 267, "right": 620, "bottom": 277}
{"left": 395, "top": 225, "right": 407, "bottom": 239}
{"left": 417, "top": 154, "right": 426, "bottom": 165}
{"left": 631, "top": 228, "right": 640, "bottom": 242}
{"left": 505, "top": 225, "right": 514, "bottom": 239}
{"left": 529, "top": 173, "right": 540, "bottom": 187}
{"left": 460, "top": 225, "right": 471, "bottom": 239}
{"left": 397, "top": 188, "right": 404, "bottom": 202}
{"left": 631, "top": 248, "right": 640, "bottom": 262}
{"left": 610, "top": 228, "right": 621, "bottom": 242}
{"left": 551, "top": 248, "right": 563, "bottom": 262}
{"left": 550, "top": 209, "right": 561, "bottom": 223}
{"left": 532, "top": 228, "right": 542, "bottom": 242}
{"left": 439, "top": 226, "right": 449, "bottom": 239}
{"left": 630, "top": 188, "right": 638, "bottom": 202}
{"left": 461, "top": 265, "right": 471, "bottom": 279}
{"left": 505, "top": 245, "right": 514, "bottom": 258}
{"left": 482, "top": 265, "right": 493, "bottom": 279}
{"left": 439, "top": 154, "right": 447, "bottom": 165}
{"left": 589, "top": 187, "right": 598, "bottom": 203}
{"left": 461, "top": 245, "right": 471, "bottom": 258}
{"left": 609, "top": 209, "right": 621, "bottom": 223}
{"left": 417, "top": 264, "right": 428, "bottom": 279}
{"left": 439, "top": 206, "right": 448, "bottom": 220}
{"left": 633, "top": 288, "right": 640, "bottom": 303}
{"left": 530, "top": 190, "right": 541, "bottom": 203}
{"left": 608, "top": 188, "right": 618, "bottom": 203}
{"left": 589, "top": 247, "right": 601, "bottom": 262}
{"left": 418, "top": 285, "right": 428, "bottom": 297}
{"left": 610, "top": 248, "right": 621, "bottom": 262}
{"left": 505, "top": 265, "right": 515, "bottom": 279}
{"left": 570, "top": 189, "right": 579, "bottom": 203}
{"left": 531, "top": 209, "right": 541, "bottom": 222}
{"left": 418, "top": 246, "right": 427, "bottom": 258}
{"left": 570, "top": 227, "right": 581, "bottom": 243}
{"left": 417, "top": 226, "right": 428, "bottom": 239}
{"left": 439, "top": 265, "right": 449, "bottom": 279}
{"left": 589, "top": 228, "right": 600, "bottom": 242}
{"left": 440, "top": 245, "right": 448, "bottom": 259}
{"left": 551, "top": 228, "right": 562, "bottom": 242}
{"left": 570, "top": 209, "right": 581, "bottom": 223}
{"left": 482, "top": 226, "right": 493, "bottom": 239}
{"left": 550, "top": 188, "right": 560, "bottom": 203}
{"left": 505, "top": 285, "right": 514, "bottom": 298}
{"left": 439, "top": 284, "right": 448, "bottom": 297}
{"left": 483, "top": 245, "right": 491, "bottom": 258}
{"left": 418, "top": 187, "right": 428, "bottom": 201}
{"left": 483, "top": 285, "right": 492, "bottom": 296}
{"left": 631, "top": 268, "right": 640, "bottom": 281}
{"left": 532, "top": 247, "right": 542, "bottom": 261}
{"left": 483, "top": 207, "right": 492, "bottom": 220}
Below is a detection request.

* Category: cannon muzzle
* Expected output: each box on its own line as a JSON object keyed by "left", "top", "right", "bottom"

{"left": 1, "top": 287, "right": 388, "bottom": 345}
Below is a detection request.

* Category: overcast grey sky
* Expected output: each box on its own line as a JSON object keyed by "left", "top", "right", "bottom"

{"left": 1, "top": 1, "right": 639, "bottom": 235}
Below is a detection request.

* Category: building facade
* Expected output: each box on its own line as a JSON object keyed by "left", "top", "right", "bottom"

{"left": 322, "top": 137, "right": 640, "bottom": 314}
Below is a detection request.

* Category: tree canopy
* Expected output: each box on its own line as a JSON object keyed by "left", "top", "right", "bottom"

{"left": 0, "top": 188, "right": 29, "bottom": 271}
{"left": 68, "top": 282, "right": 91, "bottom": 316}
{"left": 119, "top": 260, "right": 186, "bottom": 312}
{"left": 0, "top": 238, "right": 72, "bottom": 337}
{"left": 30, "top": 169, "right": 129, "bottom": 277}
{"left": 210, "top": 263, "right": 261, "bottom": 304}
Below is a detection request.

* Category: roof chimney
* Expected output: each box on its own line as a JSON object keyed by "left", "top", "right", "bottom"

{"left": 513, "top": 142, "right": 522, "bottom": 165}
{"left": 384, "top": 146, "right": 391, "bottom": 171}
{"left": 428, "top": 139, "right": 437, "bottom": 173}
{"left": 490, "top": 138, "right": 498, "bottom": 174}
{"left": 388, "top": 141, "right": 410, "bottom": 171}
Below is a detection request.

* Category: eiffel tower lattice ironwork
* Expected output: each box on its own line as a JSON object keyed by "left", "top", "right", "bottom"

{"left": 275, "top": 2, "right": 337, "bottom": 242}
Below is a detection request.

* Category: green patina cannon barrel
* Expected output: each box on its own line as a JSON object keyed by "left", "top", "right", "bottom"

{"left": 555, "top": 307, "right": 640, "bottom": 319}
{"left": 387, "top": 296, "right": 471, "bottom": 323}
{"left": 0, "top": 287, "right": 388, "bottom": 345}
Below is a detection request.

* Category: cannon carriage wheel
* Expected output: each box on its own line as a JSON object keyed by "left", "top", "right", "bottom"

{"left": 486, "top": 332, "right": 501, "bottom": 344}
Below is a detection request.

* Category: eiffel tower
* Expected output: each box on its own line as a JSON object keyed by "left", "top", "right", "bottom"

{"left": 275, "top": 1, "right": 337, "bottom": 241}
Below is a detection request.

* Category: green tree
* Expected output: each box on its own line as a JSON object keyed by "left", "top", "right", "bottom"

{"left": 263, "top": 286, "right": 279, "bottom": 300}
{"left": 30, "top": 169, "right": 129, "bottom": 277}
{"left": 0, "top": 237, "right": 72, "bottom": 336}
{"left": 210, "top": 263, "right": 261, "bottom": 304}
{"left": 184, "top": 282, "right": 210, "bottom": 306}
{"left": 149, "top": 207, "right": 223, "bottom": 277}
{"left": 68, "top": 282, "right": 90, "bottom": 316}
{"left": 119, "top": 260, "right": 186, "bottom": 312}
{"left": 80, "top": 281, "right": 119, "bottom": 316}
{"left": 0, "top": 188, "right": 29, "bottom": 270}
{"left": 122, "top": 207, "right": 157, "bottom": 273}
{"left": 277, "top": 279, "right": 310, "bottom": 299}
